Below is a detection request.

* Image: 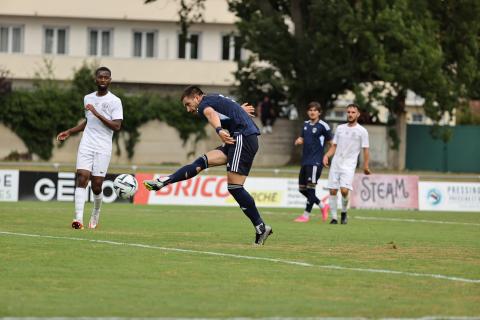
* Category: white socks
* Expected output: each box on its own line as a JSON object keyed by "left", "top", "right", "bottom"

{"left": 92, "top": 192, "right": 103, "bottom": 215}
{"left": 329, "top": 195, "right": 338, "bottom": 220}
{"left": 342, "top": 194, "right": 349, "bottom": 212}
{"left": 74, "top": 187, "right": 87, "bottom": 222}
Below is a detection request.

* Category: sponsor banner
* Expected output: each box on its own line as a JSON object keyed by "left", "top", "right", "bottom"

{"left": 134, "top": 173, "right": 333, "bottom": 208}
{"left": 419, "top": 181, "right": 480, "bottom": 212}
{"left": 18, "top": 171, "right": 130, "bottom": 203}
{"left": 0, "top": 170, "right": 19, "bottom": 202}
{"left": 351, "top": 174, "right": 419, "bottom": 210}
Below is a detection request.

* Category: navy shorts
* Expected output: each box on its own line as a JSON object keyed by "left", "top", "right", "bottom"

{"left": 299, "top": 165, "right": 322, "bottom": 186}
{"left": 217, "top": 133, "right": 258, "bottom": 176}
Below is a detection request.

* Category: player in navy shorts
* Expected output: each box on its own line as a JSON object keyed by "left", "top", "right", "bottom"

{"left": 143, "top": 86, "right": 273, "bottom": 245}
{"left": 293, "top": 102, "right": 333, "bottom": 223}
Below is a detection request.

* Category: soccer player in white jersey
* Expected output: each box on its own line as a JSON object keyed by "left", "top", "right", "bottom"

{"left": 56, "top": 67, "right": 123, "bottom": 229}
{"left": 323, "top": 103, "right": 370, "bottom": 224}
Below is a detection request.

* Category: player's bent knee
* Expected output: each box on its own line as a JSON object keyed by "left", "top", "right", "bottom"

{"left": 91, "top": 186, "right": 102, "bottom": 195}
{"left": 227, "top": 183, "right": 243, "bottom": 189}
{"left": 227, "top": 171, "right": 247, "bottom": 185}
{"left": 206, "top": 150, "right": 227, "bottom": 167}
{"left": 76, "top": 174, "right": 90, "bottom": 188}
{"left": 227, "top": 183, "right": 244, "bottom": 195}
{"left": 193, "top": 155, "right": 208, "bottom": 172}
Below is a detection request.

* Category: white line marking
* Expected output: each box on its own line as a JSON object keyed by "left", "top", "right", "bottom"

{"left": 1, "top": 317, "right": 480, "bottom": 320}
{"left": 355, "top": 216, "right": 480, "bottom": 227}
{"left": 1, "top": 231, "right": 479, "bottom": 284}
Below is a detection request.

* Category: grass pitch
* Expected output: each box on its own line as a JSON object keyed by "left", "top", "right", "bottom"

{"left": 0, "top": 201, "right": 479, "bottom": 318}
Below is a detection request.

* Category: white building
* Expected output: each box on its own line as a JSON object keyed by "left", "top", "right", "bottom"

{"left": 0, "top": 0, "right": 242, "bottom": 92}
{"left": 326, "top": 87, "right": 455, "bottom": 126}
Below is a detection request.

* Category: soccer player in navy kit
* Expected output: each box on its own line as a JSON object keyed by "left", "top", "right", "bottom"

{"left": 143, "top": 86, "right": 273, "bottom": 245}
{"left": 293, "top": 102, "right": 333, "bottom": 223}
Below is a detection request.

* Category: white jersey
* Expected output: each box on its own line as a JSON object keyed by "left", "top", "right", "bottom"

{"left": 331, "top": 123, "right": 369, "bottom": 172}
{"left": 79, "top": 91, "right": 123, "bottom": 155}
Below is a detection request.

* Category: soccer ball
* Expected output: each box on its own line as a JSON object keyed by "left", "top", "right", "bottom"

{"left": 113, "top": 174, "right": 138, "bottom": 199}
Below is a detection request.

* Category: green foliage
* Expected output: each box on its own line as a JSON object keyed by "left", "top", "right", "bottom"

{"left": 0, "top": 68, "right": 12, "bottom": 94}
{"left": 117, "top": 93, "right": 205, "bottom": 159}
{"left": 71, "top": 62, "right": 97, "bottom": 98}
{"left": 0, "top": 63, "right": 205, "bottom": 160}
{"left": 232, "top": 56, "right": 288, "bottom": 106}
{"left": 0, "top": 63, "right": 83, "bottom": 159}
{"left": 455, "top": 103, "right": 480, "bottom": 125}
{"left": 228, "top": 0, "right": 480, "bottom": 145}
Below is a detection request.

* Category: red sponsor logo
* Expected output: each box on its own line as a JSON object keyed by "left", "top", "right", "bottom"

{"left": 134, "top": 173, "right": 229, "bottom": 204}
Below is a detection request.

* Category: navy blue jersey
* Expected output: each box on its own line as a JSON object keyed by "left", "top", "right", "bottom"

{"left": 300, "top": 120, "right": 332, "bottom": 166}
{"left": 198, "top": 94, "right": 260, "bottom": 136}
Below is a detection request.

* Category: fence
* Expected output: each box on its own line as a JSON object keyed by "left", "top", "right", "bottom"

{"left": 406, "top": 125, "right": 480, "bottom": 173}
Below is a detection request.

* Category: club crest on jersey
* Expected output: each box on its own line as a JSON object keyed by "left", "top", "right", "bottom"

{"left": 312, "top": 128, "right": 317, "bottom": 133}
{"left": 101, "top": 102, "right": 111, "bottom": 113}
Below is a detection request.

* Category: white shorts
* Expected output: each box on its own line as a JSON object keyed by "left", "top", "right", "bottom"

{"left": 327, "top": 170, "right": 355, "bottom": 191}
{"left": 76, "top": 148, "right": 111, "bottom": 177}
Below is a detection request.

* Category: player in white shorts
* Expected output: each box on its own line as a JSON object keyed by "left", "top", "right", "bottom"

{"left": 323, "top": 103, "right": 370, "bottom": 224}
{"left": 56, "top": 66, "right": 123, "bottom": 229}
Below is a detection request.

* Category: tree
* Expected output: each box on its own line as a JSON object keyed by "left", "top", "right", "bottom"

{"left": 143, "top": 0, "right": 480, "bottom": 167}
{"left": 229, "top": 0, "right": 480, "bottom": 167}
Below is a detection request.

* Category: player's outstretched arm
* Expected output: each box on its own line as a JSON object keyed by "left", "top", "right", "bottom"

{"left": 294, "top": 137, "right": 304, "bottom": 146}
{"left": 56, "top": 120, "right": 87, "bottom": 141}
{"left": 363, "top": 147, "right": 371, "bottom": 175}
{"left": 85, "top": 104, "right": 122, "bottom": 131}
{"left": 203, "top": 106, "right": 235, "bottom": 144}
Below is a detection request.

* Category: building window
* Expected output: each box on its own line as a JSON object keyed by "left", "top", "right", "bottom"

{"left": 0, "top": 25, "right": 24, "bottom": 53}
{"left": 178, "top": 33, "right": 199, "bottom": 59}
{"left": 133, "top": 31, "right": 156, "bottom": 58}
{"left": 44, "top": 27, "right": 68, "bottom": 54}
{"left": 325, "top": 110, "right": 347, "bottom": 121}
{"left": 89, "top": 29, "right": 112, "bottom": 56}
{"left": 335, "top": 110, "right": 346, "bottom": 119}
{"left": 221, "top": 35, "right": 242, "bottom": 61}
{"left": 411, "top": 113, "right": 424, "bottom": 123}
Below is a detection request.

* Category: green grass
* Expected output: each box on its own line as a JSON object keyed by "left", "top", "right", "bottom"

{"left": 0, "top": 201, "right": 479, "bottom": 317}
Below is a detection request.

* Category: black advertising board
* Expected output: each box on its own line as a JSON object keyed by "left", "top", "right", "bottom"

{"left": 18, "top": 171, "right": 131, "bottom": 203}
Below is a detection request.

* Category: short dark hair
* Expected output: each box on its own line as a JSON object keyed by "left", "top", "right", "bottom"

{"left": 307, "top": 101, "right": 322, "bottom": 112}
{"left": 346, "top": 103, "right": 360, "bottom": 111}
{"left": 181, "top": 85, "right": 204, "bottom": 101}
{"left": 95, "top": 66, "right": 111, "bottom": 76}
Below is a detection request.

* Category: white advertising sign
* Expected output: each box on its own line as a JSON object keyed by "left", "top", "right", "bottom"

{"left": 134, "top": 173, "right": 333, "bottom": 208}
{"left": 0, "top": 170, "right": 19, "bottom": 202}
{"left": 419, "top": 181, "right": 480, "bottom": 212}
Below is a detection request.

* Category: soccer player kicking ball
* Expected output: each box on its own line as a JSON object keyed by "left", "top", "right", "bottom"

{"left": 143, "top": 86, "right": 273, "bottom": 245}
{"left": 323, "top": 103, "right": 370, "bottom": 224}
{"left": 57, "top": 67, "right": 123, "bottom": 229}
{"left": 293, "top": 102, "right": 333, "bottom": 223}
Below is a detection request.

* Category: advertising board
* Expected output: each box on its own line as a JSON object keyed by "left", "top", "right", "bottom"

{"left": 419, "top": 181, "right": 480, "bottom": 212}
{"left": 0, "top": 170, "right": 19, "bottom": 202}
{"left": 351, "top": 174, "right": 419, "bottom": 209}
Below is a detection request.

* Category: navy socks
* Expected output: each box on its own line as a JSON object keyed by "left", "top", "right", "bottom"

{"left": 165, "top": 155, "right": 208, "bottom": 185}
{"left": 228, "top": 184, "right": 264, "bottom": 230}
{"left": 300, "top": 187, "right": 320, "bottom": 213}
